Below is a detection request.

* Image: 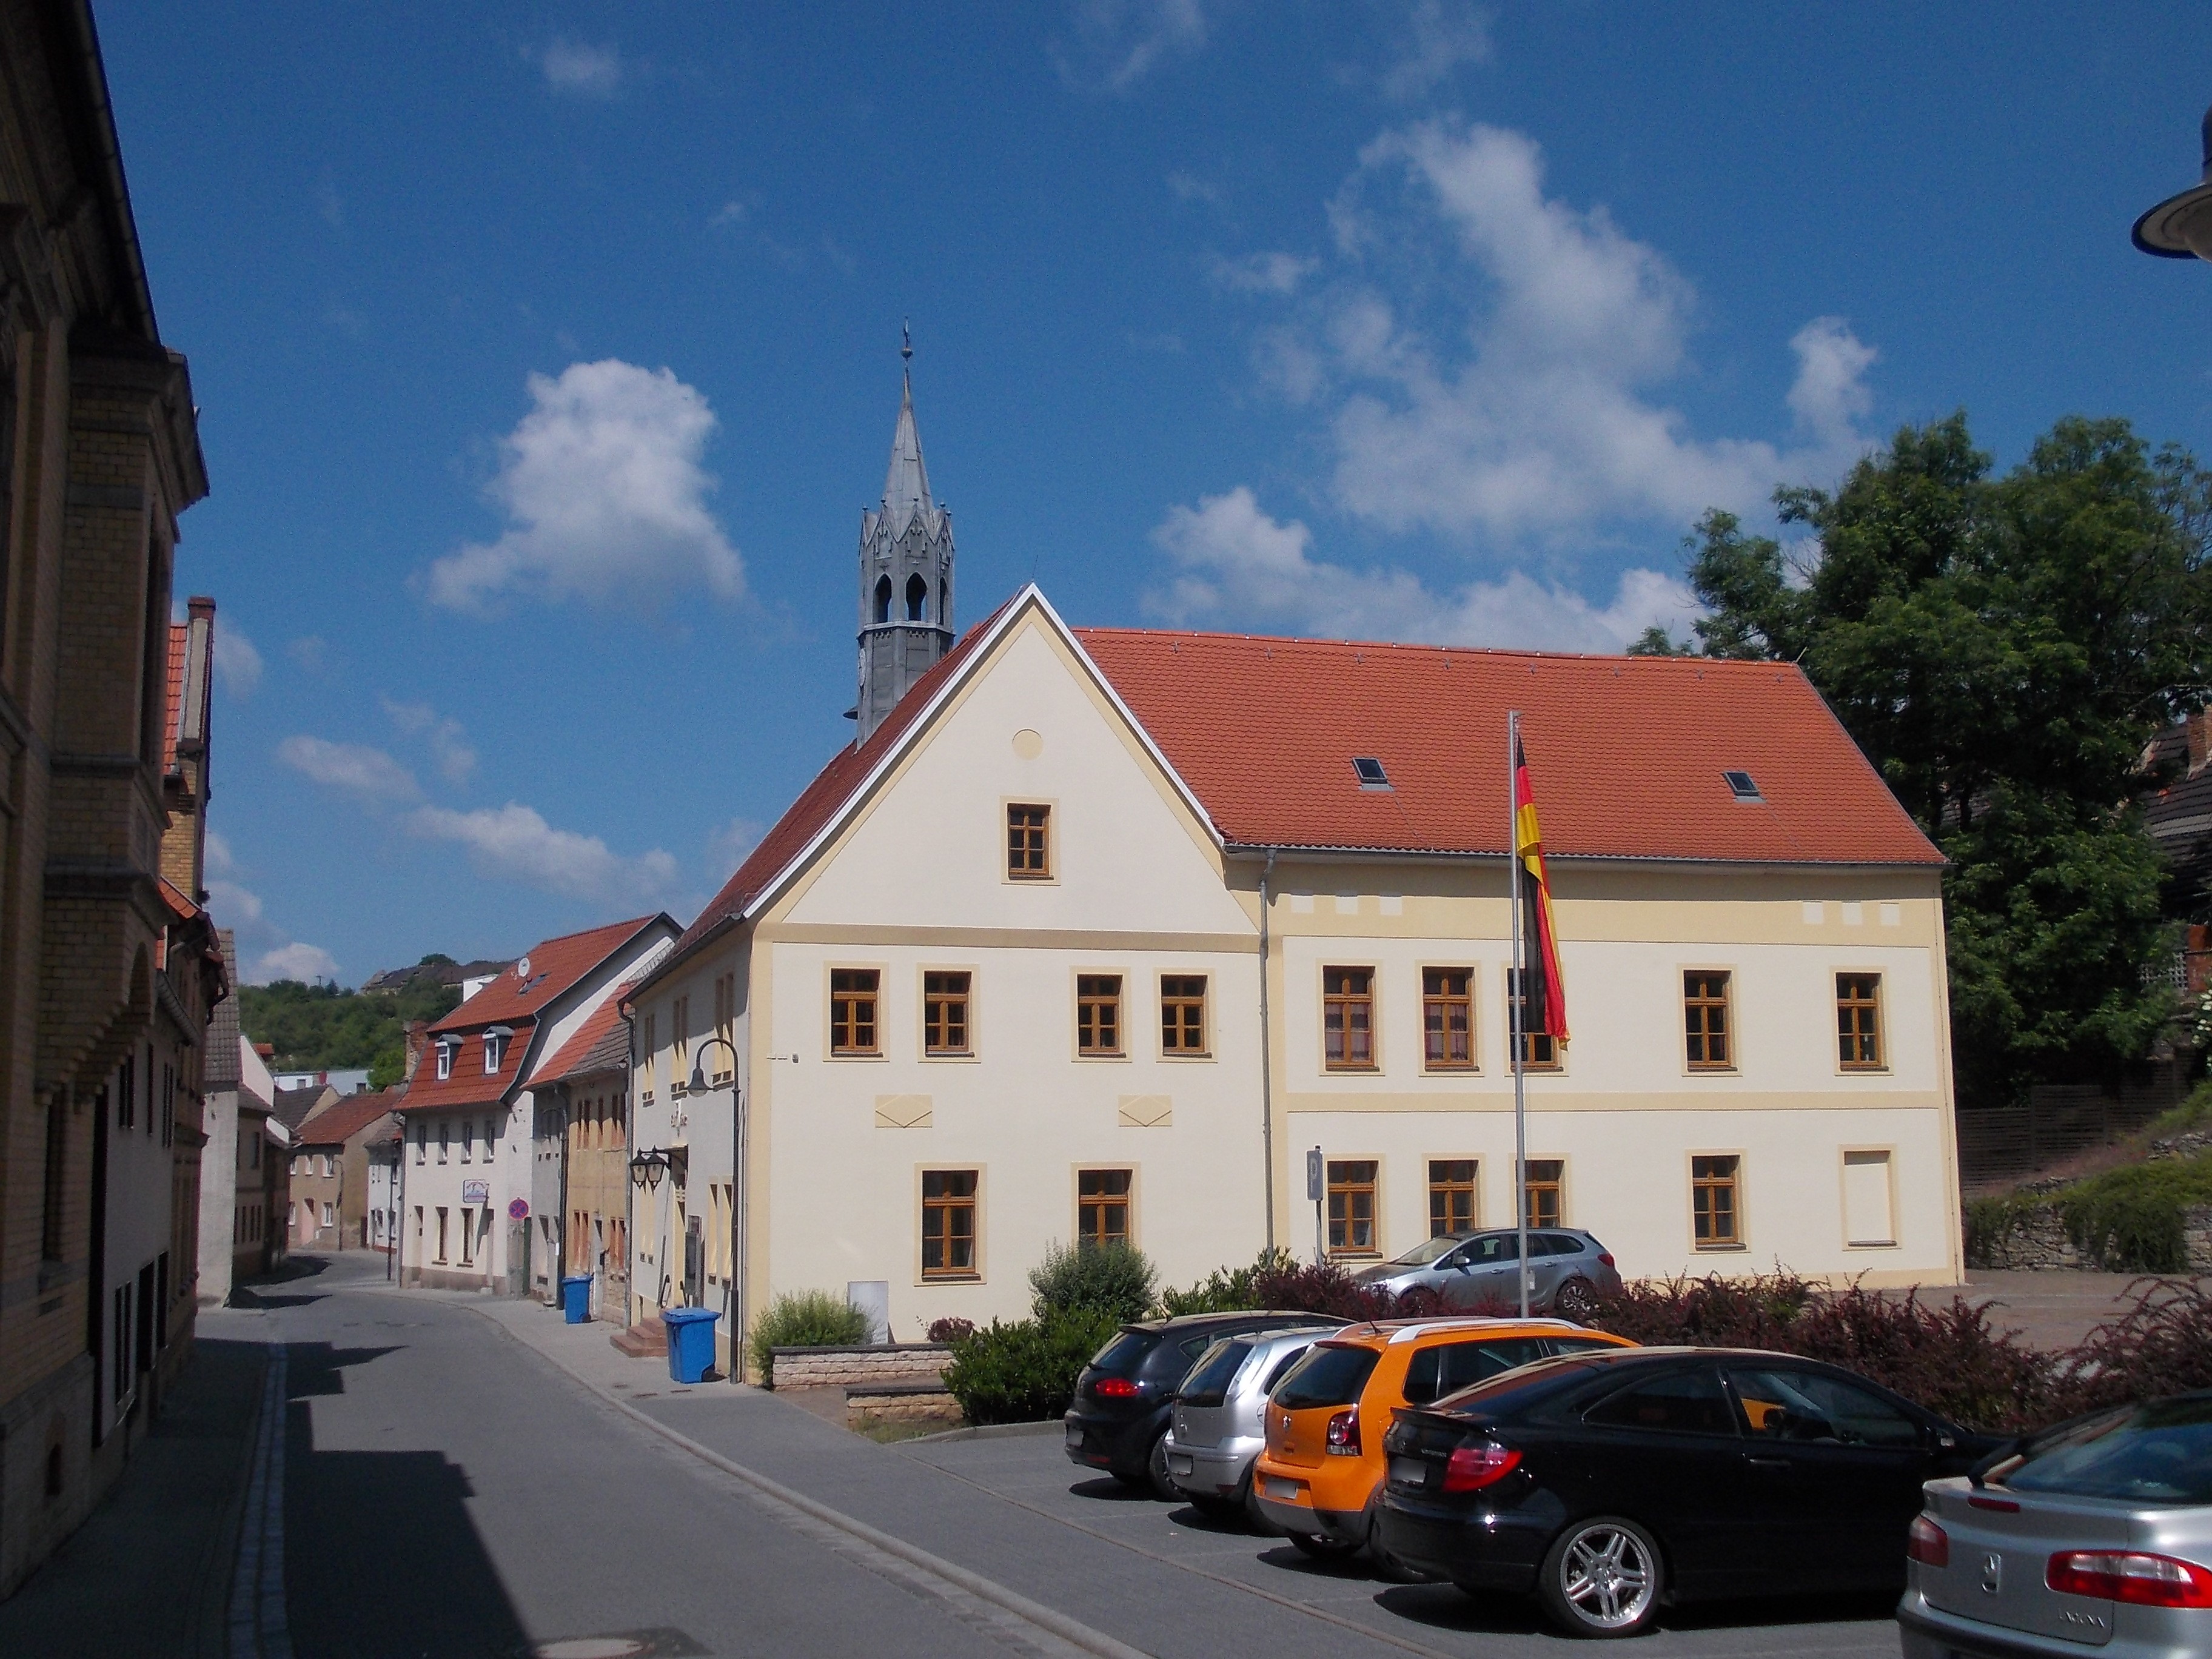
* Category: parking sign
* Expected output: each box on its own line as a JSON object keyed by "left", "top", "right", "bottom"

{"left": 1306, "top": 1147, "right": 1323, "bottom": 1201}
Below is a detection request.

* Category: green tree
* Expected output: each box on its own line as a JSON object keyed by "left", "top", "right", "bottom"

{"left": 1677, "top": 412, "right": 2212, "bottom": 1105}
{"left": 238, "top": 976, "right": 460, "bottom": 1072}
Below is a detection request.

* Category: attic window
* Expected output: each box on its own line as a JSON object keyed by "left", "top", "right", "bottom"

{"left": 1723, "top": 769, "right": 1763, "bottom": 802}
{"left": 434, "top": 1038, "right": 457, "bottom": 1081}
{"left": 1353, "top": 757, "right": 1391, "bottom": 790}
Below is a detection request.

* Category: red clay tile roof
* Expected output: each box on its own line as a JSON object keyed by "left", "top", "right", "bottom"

{"left": 529, "top": 989, "right": 631, "bottom": 1087}
{"left": 674, "top": 601, "right": 1013, "bottom": 955}
{"left": 292, "top": 1090, "right": 401, "bottom": 1148}
{"left": 162, "top": 621, "right": 186, "bottom": 773}
{"left": 429, "top": 916, "right": 662, "bottom": 1036}
{"left": 1073, "top": 629, "right": 1940, "bottom": 866}
{"left": 402, "top": 1018, "right": 535, "bottom": 1114}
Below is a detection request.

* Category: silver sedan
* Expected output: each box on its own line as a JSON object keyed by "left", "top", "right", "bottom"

{"left": 1900, "top": 1391, "right": 2212, "bottom": 1659}
{"left": 1162, "top": 1326, "right": 1341, "bottom": 1525}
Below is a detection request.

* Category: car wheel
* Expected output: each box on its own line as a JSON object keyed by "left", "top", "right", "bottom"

{"left": 1364, "top": 1496, "right": 1421, "bottom": 1583}
{"left": 1553, "top": 1277, "right": 1599, "bottom": 1321}
{"left": 1146, "top": 1432, "right": 1180, "bottom": 1501}
{"left": 1239, "top": 1468, "right": 1276, "bottom": 1535}
{"left": 1538, "top": 1517, "right": 1663, "bottom": 1638}
{"left": 1286, "top": 1530, "right": 1361, "bottom": 1560}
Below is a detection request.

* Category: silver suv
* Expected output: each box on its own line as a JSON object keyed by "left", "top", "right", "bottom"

{"left": 1162, "top": 1326, "right": 1339, "bottom": 1525}
{"left": 1352, "top": 1228, "right": 1621, "bottom": 1318}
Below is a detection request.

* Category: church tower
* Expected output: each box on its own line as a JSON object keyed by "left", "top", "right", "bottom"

{"left": 853, "top": 330, "right": 954, "bottom": 743}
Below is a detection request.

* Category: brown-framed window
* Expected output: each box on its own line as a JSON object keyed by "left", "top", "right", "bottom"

{"left": 921, "top": 1170, "right": 978, "bottom": 1278}
{"left": 1523, "top": 1159, "right": 1564, "bottom": 1230}
{"left": 671, "top": 995, "right": 690, "bottom": 1093}
{"left": 830, "top": 970, "right": 880, "bottom": 1055}
{"left": 1077, "top": 1169, "right": 1131, "bottom": 1249}
{"left": 1077, "top": 974, "right": 1122, "bottom": 1056}
{"left": 1160, "top": 975, "right": 1207, "bottom": 1054}
{"left": 1007, "top": 804, "right": 1051, "bottom": 880}
{"left": 1684, "top": 971, "right": 1732, "bottom": 1069}
{"left": 1423, "top": 968, "right": 1473, "bottom": 1070}
{"left": 1323, "top": 968, "right": 1376, "bottom": 1070}
{"left": 924, "top": 971, "right": 971, "bottom": 1055}
{"left": 640, "top": 1014, "right": 655, "bottom": 1102}
{"left": 1428, "top": 1158, "right": 1478, "bottom": 1236}
{"left": 1692, "top": 1155, "right": 1742, "bottom": 1247}
{"left": 712, "top": 973, "right": 737, "bottom": 1082}
{"left": 1326, "top": 1159, "right": 1379, "bottom": 1255}
{"left": 1506, "top": 970, "right": 1560, "bottom": 1069}
{"left": 1837, "top": 974, "right": 1883, "bottom": 1069}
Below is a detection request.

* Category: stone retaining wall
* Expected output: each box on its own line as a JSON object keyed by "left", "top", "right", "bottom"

{"left": 767, "top": 1342, "right": 950, "bottom": 1390}
{"left": 846, "top": 1389, "right": 962, "bottom": 1429}
{"left": 1969, "top": 1202, "right": 2212, "bottom": 1272}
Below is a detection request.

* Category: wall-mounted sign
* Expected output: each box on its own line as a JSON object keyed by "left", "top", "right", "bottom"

{"left": 508, "top": 1198, "right": 529, "bottom": 1220}
{"left": 462, "top": 1179, "right": 489, "bottom": 1207}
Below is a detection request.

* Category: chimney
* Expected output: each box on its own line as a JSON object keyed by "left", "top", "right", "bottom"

{"left": 403, "top": 1020, "right": 428, "bottom": 1082}
{"left": 253, "top": 1042, "right": 275, "bottom": 1060}
{"left": 2190, "top": 709, "right": 2212, "bottom": 778}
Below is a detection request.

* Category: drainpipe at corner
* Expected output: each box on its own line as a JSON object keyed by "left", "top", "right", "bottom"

{"left": 1258, "top": 850, "right": 1277, "bottom": 1255}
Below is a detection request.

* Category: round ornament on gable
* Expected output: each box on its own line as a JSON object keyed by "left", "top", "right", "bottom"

{"left": 1012, "top": 728, "right": 1043, "bottom": 759}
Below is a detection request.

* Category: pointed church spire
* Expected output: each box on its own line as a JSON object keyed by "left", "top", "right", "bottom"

{"left": 881, "top": 324, "right": 932, "bottom": 523}
{"left": 853, "top": 327, "right": 954, "bottom": 745}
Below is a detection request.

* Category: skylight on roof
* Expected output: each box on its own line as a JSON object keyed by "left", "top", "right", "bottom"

{"left": 1723, "top": 769, "right": 1763, "bottom": 802}
{"left": 1353, "top": 756, "right": 1391, "bottom": 789}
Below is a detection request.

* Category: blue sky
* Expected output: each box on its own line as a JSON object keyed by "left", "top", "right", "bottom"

{"left": 102, "top": 2, "right": 2212, "bottom": 985}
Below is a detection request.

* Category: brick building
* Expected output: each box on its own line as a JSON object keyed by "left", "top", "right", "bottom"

{"left": 0, "top": 0, "right": 213, "bottom": 1597}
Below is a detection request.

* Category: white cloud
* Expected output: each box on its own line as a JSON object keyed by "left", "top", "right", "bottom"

{"left": 1379, "top": 1, "right": 1493, "bottom": 101}
{"left": 248, "top": 942, "right": 341, "bottom": 985}
{"left": 426, "top": 360, "right": 746, "bottom": 615}
{"left": 1057, "top": 0, "right": 1207, "bottom": 91}
{"left": 709, "top": 199, "right": 748, "bottom": 227}
{"left": 1208, "top": 251, "right": 1318, "bottom": 295}
{"left": 204, "top": 830, "right": 237, "bottom": 879}
{"left": 1150, "top": 486, "right": 1697, "bottom": 654}
{"left": 540, "top": 38, "right": 623, "bottom": 98}
{"left": 1167, "top": 170, "right": 1221, "bottom": 204}
{"left": 381, "top": 697, "right": 478, "bottom": 783}
{"left": 287, "top": 635, "right": 327, "bottom": 672}
{"left": 1285, "top": 120, "right": 1875, "bottom": 543}
{"left": 213, "top": 623, "right": 262, "bottom": 697}
{"left": 276, "top": 736, "right": 421, "bottom": 805}
{"left": 407, "top": 802, "right": 677, "bottom": 905}
{"left": 707, "top": 817, "right": 765, "bottom": 880}
{"left": 206, "top": 877, "right": 263, "bottom": 931}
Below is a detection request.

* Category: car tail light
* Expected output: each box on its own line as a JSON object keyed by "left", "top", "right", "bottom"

{"left": 2047, "top": 1551, "right": 2212, "bottom": 1608}
{"left": 1324, "top": 1409, "right": 1361, "bottom": 1456}
{"left": 1440, "top": 1443, "right": 1522, "bottom": 1492}
{"left": 1597, "top": 1252, "right": 1616, "bottom": 1269}
{"left": 1906, "top": 1515, "right": 1949, "bottom": 1567}
{"left": 1093, "top": 1376, "right": 1139, "bottom": 1399}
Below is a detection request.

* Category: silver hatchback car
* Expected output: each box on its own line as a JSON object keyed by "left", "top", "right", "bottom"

{"left": 1353, "top": 1228, "right": 1622, "bottom": 1319}
{"left": 1900, "top": 1392, "right": 2212, "bottom": 1659}
{"left": 1162, "top": 1326, "right": 1340, "bottom": 1524}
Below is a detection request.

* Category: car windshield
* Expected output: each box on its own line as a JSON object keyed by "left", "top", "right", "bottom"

{"left": 2002, "top": 1396, "right": 2212, "bottom": 1504}
{"left": 1089, "top": 1329, "right": 1159, "bottom": 1376}
{"left": 1387, "top": 1235, "right": 1469, "bottom": 1267}
{"left": 1273, "top": 1344, "right": 1382, "bottom": 1410}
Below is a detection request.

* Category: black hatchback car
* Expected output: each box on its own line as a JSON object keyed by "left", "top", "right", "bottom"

{"left": 1377, "top": 1346, "right": 2003, "bottom": 1637}
{"left": 1065, "top": 1312, "right": 1346, "bottom": 1498}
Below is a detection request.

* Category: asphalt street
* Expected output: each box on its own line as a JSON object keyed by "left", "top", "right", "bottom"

{"left": 1, "top": 1253, "right": 1914, "bottom": 1658}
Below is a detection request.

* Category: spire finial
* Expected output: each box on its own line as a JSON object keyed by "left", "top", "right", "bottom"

{"left": 901, "top": 318, "right": 913, "bottom": 366}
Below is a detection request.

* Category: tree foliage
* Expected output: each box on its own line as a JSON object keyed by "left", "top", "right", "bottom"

{"left": 237, "top": 976, "right": 460, "bottom": 1071}
{"left": 1677, "top": 412, "right": 2212, "bottom": 1104}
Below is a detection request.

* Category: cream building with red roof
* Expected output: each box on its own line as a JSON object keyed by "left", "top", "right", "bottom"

{"left": 398, "top": 915, "right": 674, "bottom": 1293}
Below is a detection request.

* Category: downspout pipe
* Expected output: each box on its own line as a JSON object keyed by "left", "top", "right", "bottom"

{"left": 1258, "top": 851, "right": 1276, "bottom": 1255}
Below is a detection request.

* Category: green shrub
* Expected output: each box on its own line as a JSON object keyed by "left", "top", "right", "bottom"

{"left": 2142, "top": 1078, "right": 2212, "bottom": 1142}
{"left": 1963, "top": 1194, "right": 2046, "bottom": 1268}
{"left": 1159, "top": 1253, "right": 1272, "bottom": 1315}
{"left": 748, "top": 1289, "right": 872, "bottom": 1386}
{"left": 939, "top": 1309, "right": 1120, "bottom": 1424}
{"left": 1028, "top": 1241, "right": 1156, "bottom": 1322}
{"left": 2059, "top": 1151, "right": 2212, "bottom": 1273}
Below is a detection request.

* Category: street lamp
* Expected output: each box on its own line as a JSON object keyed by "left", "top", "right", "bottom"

{"left": 2134, "top": 104, "right": 2212, "bottom": 260}
{"left": 688, "top": 1036, "right": 745, "bottom": 1384}
{"left": 628, "top": 1148, "right": 669, "bottom": 1189}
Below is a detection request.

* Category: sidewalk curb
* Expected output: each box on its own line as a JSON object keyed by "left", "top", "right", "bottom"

{"left": 905, "top": 1418, "right": 1063, "bottom": 1445}
{"left": 375, "top": 1287, "right": 1152, "bottom": 1659}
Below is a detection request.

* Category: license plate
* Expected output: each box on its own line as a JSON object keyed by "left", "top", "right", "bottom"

{"left": 1263, "top": 1476, "right": 1304, "bottom": 1501}
{"left": 1168, "top": 1453, "right": 1194, "bottom": 1475}
{"left": 1390, "top": 1456, "right": 1427, "bottom": 1487}
{"left": 1065, "top": 1424, "right": 1084, "bottom": 1450}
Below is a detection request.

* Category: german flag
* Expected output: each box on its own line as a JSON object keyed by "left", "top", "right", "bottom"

{"left": 1513, "top": 739, "right": 1568, "bottom": 1041}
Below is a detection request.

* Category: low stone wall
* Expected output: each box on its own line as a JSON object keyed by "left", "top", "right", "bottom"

{"left": 846, "top": 1384, "right": 962, "bottom": 1429}
{"left": 1969, "top": 1201, "right": 2212, "bottom": 1272}
{"left": 767, "top": 1342, "right": 950, "bottom": 1390}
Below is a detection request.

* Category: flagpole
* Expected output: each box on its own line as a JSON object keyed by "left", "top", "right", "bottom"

{"left": 1510, "top": 709, "right": 1529, "bottom": 1318}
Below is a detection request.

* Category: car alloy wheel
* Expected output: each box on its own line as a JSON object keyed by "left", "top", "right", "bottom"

{"left": 1146, "top": 1432, "right": 1181, "bottom": 1501}
{"left": 1553, "top": 1277, "right": 1598, "bottom": 1321}
{"left": 1540, "top": 1517, "right": 1662, "bottom": 1637}
{"left": 1286, "top": 1530, "right": 1361, "bottom": 1560}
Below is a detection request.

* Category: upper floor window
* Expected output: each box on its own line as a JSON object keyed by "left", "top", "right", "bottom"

{"left": 923, "top": 971, "right": 971, "bottom": 1056}
{"left": 641, "top": 1014, "right": 655, "bottom": 1102}
{"left": 1076, "top": 975, "right": 1122, "bottom": 1056}
{"left": 1507, "top": 970, "right": 1561, "bottom": 1070}
{"left": 435, "top": 1041, "right": 454, "bottom": 1081}
{"left": 1077, "top": 1169, "right": 1131, "bottom": 1249}
{"left": 1007, "top": 804, "right": 1051, "bottom": 880}
{"left": 483, "top": 1029, "right": 507, "bottom": 1074}
{"left": 830, "top": 970, "right": 880, "bottom": 1055}
{"left": 1837, "top": 974, "right": 1883, "bottom": 1070}
{"left": 482, "top": 1119, "right": 495, "bottom": 1162}
{"left": 671, "top": 996, "right": 690, "bottom": 1094}
{"left": 1159, "top": 975, "right": 1208, "bottom": 1055}
{"left": 1422, "top": 968, "right": 1473, "bottom": 1070}
{"left": 1322, "top": 968, "right": 1375, "bottom": 1070}
{"left": 1683, "top": 972, "right": 1732, "bottom": 1070}
{"left": 461, "top": 1120, "right": 475, "bottom": 1162}
{"left": 1326, "top": 1159, "right": 1378, "bottom": 1256}
{"left": 1692, "top": 1154, "right": 1742, "bottom": 1248}
{"left": 712, "top": 973, "right": 737, "bottom": 1082}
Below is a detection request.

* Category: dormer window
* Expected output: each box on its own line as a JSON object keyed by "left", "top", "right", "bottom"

{"left": 435, "top": 1039, "right": 456, "bottom": 1081}
{"left": 484, "top": 1026, "right": 512, "bottom": 1073}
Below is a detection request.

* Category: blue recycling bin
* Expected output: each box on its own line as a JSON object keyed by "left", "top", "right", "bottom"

{"left": 560, "top": 1274, "right": 592, "bottom": 1324}
{"left": 662, "top": 1306, "right": 721, "bottom": 1384}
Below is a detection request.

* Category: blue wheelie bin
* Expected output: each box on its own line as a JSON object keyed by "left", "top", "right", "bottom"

{"left": 663, "top": 1306, "right": 721, "bottom": 1384}
{"left": 560, "top": 1274, "right": 592, "bottom": 1324}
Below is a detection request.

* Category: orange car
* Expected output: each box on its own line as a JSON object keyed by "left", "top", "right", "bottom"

{"left": 1252, "top": 1317, "right": 1636, "bottom": 1567}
